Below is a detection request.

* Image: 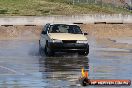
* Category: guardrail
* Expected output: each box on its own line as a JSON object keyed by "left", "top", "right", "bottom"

{"left": 0, "top": 14, "right": 131, "bottom": 25}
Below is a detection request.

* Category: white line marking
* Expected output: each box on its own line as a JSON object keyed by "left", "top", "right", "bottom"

{"left": 0, "top": 65, "right": 17, "bottom": 74}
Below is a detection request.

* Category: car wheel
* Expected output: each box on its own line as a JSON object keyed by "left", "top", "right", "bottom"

{"left": 78, "top": 50, "right": 89, "bottom": 56}
{"left": 39, "top": 40, "right": 44, "bottom": 56}
{"left": 44, "top": 45, "right": 54, "bottom": 56}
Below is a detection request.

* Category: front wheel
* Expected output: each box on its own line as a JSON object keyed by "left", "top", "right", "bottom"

{"left": 78, "top": 50, "right": 89, "bottom": 56}
{"left": 39, "top": 40, "right": 45, "bottom": 56}
{"left": 44, "top": 45, "right": 54, "bottom": 56}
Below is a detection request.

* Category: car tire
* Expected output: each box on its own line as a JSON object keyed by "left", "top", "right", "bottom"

{"left": 44, "top": 45, "right": 54, "bottom": 56}
{"left": 78, "top": 51, "right": 89, "bottom": 56}
{"left": 39, "top": 40, "right": 45, "bottom": 56}
{"left": 78, "top": 49, "right": 89, "bottom": 56}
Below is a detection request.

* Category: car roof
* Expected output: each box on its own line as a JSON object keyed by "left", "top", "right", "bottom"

{"left": 47, "top": 23, "right": 78, "bottom": 26}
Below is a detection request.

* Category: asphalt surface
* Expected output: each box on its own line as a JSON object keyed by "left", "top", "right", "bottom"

{"left": 0, "top": 38, "right": 132, "bottom": 88}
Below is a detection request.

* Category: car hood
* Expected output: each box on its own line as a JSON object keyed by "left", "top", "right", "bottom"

{"left": 49, "top": 33, "right": 87, "bottom": 40}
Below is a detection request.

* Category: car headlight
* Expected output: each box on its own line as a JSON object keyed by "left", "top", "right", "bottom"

{"left": 77, "top": 40, "right": 88, "bottom": 44}
{"left": 52, "top": 39, "right": 62, "bottom": 43}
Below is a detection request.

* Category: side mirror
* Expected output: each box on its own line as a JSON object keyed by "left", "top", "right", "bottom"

{"left": 84, "top": 33, "right": 88, "bottom": 35}
{"left": 42, "top": 31, "right": 47, "bottom": 34}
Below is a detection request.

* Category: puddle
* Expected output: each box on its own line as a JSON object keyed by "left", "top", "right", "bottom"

{"left": 95, "top": 47, "right": 130, "bottom": 52}
{"left": 111, "top": 37, "right": 132, "bottom": 44}
{"left": 0, "top": 40, "right": 131, "bottom": 88}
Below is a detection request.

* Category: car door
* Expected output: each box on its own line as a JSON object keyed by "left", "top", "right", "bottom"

{"left": 40, "top": 24, "right": 50, "bottom": 48}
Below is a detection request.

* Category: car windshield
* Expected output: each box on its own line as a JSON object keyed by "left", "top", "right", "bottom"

{"left": 49, "top": 24, "right": 82, "bottom": 34}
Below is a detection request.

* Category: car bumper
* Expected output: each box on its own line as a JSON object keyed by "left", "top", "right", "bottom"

{"left": 47, "top": 42, "right": 89, "bottom": 52}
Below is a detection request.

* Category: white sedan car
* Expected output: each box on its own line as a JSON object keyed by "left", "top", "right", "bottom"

{"left": 39, "top": 23, "right": 89, "bottom": 56}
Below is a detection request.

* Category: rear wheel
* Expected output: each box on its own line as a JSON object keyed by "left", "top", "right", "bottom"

{"left": 44, "top": 45, "right": 54, "bottom": 56}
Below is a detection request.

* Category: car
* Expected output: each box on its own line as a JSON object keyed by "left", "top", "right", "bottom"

{"left": 39, "top": 23, "right": 89, "bottom": 56}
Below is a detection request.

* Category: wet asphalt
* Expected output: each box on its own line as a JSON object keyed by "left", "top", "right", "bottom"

{"left": 0, "top": 38, "right": 132, "bottom": 88}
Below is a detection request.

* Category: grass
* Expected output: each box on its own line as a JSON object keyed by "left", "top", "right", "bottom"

{"left": 0, "top": 0, "right": 131, "bottom": 16}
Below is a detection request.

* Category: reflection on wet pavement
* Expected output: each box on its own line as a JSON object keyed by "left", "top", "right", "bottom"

{"left": 0, "top": 39, "right": 131, "bottom": 88}
{"left": 39, "top": 57, "right": 89, "bottom": 88}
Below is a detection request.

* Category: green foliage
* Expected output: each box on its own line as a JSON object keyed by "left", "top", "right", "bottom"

{"left": 45, "top": 0, "right": 73, "bottom": 4}
{"left": 0, "top": 0, "right": 131, "bottom": 16}
{"left": 0, "top": 9, "right": 8, "bottom": 14}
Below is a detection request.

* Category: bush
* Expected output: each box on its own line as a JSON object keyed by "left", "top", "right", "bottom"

{"left": 0, "top": 9, "right": 8, "bottom": 14}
